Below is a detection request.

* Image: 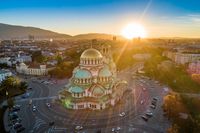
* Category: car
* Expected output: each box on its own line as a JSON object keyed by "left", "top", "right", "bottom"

{"left": 116, "top": 127, "right": 121, "bottom": 131}
{"left": 21, "top": 93, "right": 30, "bottom": 98}
{"left": 9, "top": 112, "right": 18, "bottom": 117}
{"left": 141, "top": 115, "right": 148, "bottom": 121}
{"left": 10, "top": 115, "right": 19, "bottom": 120}
{"left": 140, "top": 100, "right": 144, "bottom": 104}
{"left": 28, "top": 87, "right": 32, "bottom": 90}
{"left": 111, "top": 128, "right": 115, "bottom": 132}
{"left": 46, "top": 103, "right": 51, "bottom": 108}
{"left": 49, "top": 121, "right": 55, "bottom": 126}
{"left": 12, "top": 105, "right": 20, "bottom": 111}
{"left": 29, "top": 99, "right": 32, "bottom": 105}
{"left": 11, "top": 118, "right": 22, "bottom": 123}
{"left": 32, "top": 105, "right": 36, "bottom": 112}
{"left": 14, "top": 123, "right": 22, "bottom": 129}
{"left": 11, "top": 107, "right": 20, "bottom": 112}
{"left": 153, "top": 97, "right": 158, "bottom": 101}
{"left": 142, "top": 88, "right": 146, "bottom": 91}
{"left": 151, "top": 101, "right": 156, "bottom": 106}
{"left": 16, "top": 126, "right": 25, "bottom": 132}
{"left": 145, "top": 112, "right": 153, "bottom": 117}
{"left": 75, "top": 125, "right": 83, "bottom": 130}
{"left": 13, "top": 105, "right": 21, "bottom": 109}
{"left": 119, "top": 112, "right": 125, "bottom": 117}
{"left": 150, "top": 105, "right": 156, "bottom": 109}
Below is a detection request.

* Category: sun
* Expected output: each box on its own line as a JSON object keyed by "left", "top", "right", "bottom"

{"left": 121, "top": 23, "right": 147, "bottom": 39}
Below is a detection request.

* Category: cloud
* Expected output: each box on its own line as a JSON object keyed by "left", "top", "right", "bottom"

{"left": 187, "top": 14, "right": 200, "bottom": 22}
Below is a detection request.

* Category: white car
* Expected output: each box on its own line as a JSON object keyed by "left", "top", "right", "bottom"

{"left": 116, "top": 127, "right": 121, "bottom": 131}
{"left": 140, "top": 100, "right": 144, "bottom": 104}
{"left": 75, "top": 125, "right": 83, "bottom": 130}
{"left": 46, "top": 103, "right": 51, "bottom": 108}
{"left": 32, "top": 105, "right": 36, "bottom": 112}
{"left": 111, "top": 128, "right": 115, "bottom": 132}
{"left": 119, "top": 112, "right": 125, "bottom": 117}
{"left": 29, "top": 99, "right": 32, "bottom": 105}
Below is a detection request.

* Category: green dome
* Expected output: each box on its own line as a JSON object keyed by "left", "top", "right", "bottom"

{"left": 92, "top": 86, "right": 104, "bottom": 96}
{"left": 99, "top": 66, "right": 112, "bottom": 77}
{"left": 69, "top": 86, "right": 84, "bottom": 93}
{"left": 74, "top": 69, "right": 92, "bottom": 78}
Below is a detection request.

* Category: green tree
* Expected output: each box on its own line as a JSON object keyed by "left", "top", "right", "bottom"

{"left": 32, "top": 51, "right": 46, "bottom": 63}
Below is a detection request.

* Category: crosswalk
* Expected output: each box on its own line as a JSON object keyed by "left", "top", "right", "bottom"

{"left": 46, "top": 126, "right": 67, "bottom": 133}
{"left": 32, "top": 117, "right": 47, "bottom": 132}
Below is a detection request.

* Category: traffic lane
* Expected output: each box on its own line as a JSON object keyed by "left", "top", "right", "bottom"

{"left": 13, "top": 81, "right": 44, "bottom": 132}
{"left": 135, "top": 78, "right": 170, "bottom": 132}
{"left": 27, "top": 82, "right": 50, "bottom": 132}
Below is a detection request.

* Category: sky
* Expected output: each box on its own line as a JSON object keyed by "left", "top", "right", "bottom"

{"left": 0, "top": 0, "right": 200, "bottom": 38}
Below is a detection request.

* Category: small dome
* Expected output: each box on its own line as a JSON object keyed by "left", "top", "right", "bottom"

{"left": 99, "top": 65, "right": 112, "bottom": 77}
{"left": 19, "top": 62, "right": 26, "bottom": 66}
{"left": 81, "top": 48, "right": 103, "bottom": 59}
{"left": 69, "top": 86, "right": 84, "bottom": 93}
{"left": 92, "top": 86, "right": 104, "bottom": 96}
{"left": 74, "top": 69, "right": 92, "bottom": 79}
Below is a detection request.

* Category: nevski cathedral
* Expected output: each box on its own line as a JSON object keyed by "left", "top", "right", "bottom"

{"left": 58, "top": 45, "right": 127, "bottom": 110}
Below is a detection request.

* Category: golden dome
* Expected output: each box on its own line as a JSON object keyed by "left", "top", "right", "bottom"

{"left": 81, "top": 48, "right": 103, "bottom": 59}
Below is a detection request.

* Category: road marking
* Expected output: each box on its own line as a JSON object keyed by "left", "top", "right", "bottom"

{"left": 32, "top": 117, "right": 47, "bottom": 131}
{"left": 15, "top": 96, "right": 58, "bottom": 103}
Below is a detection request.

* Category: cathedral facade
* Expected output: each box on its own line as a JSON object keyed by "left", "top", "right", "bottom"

{"left": 58, "top": 45, "right": 127, "bottom": 110}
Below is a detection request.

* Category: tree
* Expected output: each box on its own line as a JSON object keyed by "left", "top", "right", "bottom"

{"left": 167, "top": 124, "right": 179, "bottom": 133}
{"left": 0, "top": 76, "right": 26, "bottom": 99}
{"left": 7, "top": 98, "right": 14, "bottom": 110}
{"left": 32, "top": 51, "right": 46, "bottom": 63}
{"left": 56, "top": 55, "right": 63, "bottom": 65}
{"left": 19, "top": 81, "right": 28, "bottom": 92}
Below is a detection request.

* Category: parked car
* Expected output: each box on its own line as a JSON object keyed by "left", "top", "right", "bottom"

{"left": 9, "top": 114, "right": 19, "bottom": 120}
{"left": 140, "top": 100, "right": 144, "bottom": 104}
{"left": 11, "top": 118, "right": 22, "bottom": 123}
{"left": 150, "top": 105, "right": 156, "bottom": 109}
{"left": 116, "top": 127, "right": 121, "bottom": 131}
{"left": 119, "top": 112, "right": 125, "bottom": 117}
{"left": 13, "top": 105, "right": 21, "bottom": 109}
{"left": 49, "top": 121, "right": 55, "bottom": 126}
{"left": 141, "top": 115, "right": 148, "bottom": 121}
{"left": 9, "top": 112, "right": 18, "bottom": 117}
{"left": 153, "top": 97, "right": 158, "bottom": 101}
{"left": 75, "top": 125, "right": 83, "bottom": 130}
{"left": 151, "top": 101, "right": 156, "bottom": 106}
{"left": 111, "top": 128, "right": 115, "bottom": 132}
{"left": 14, "top": 123, "right": 22, "bottom": 129}
{"left": 16, "top": 126, "right": 25, "bottom": 132}
{"left": 145, "top": 112, "right": 153, "bottom": 117}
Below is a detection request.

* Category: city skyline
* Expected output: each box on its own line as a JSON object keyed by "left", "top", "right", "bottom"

{"left": 0, "top": 0, "right": 200, "bottom": 38}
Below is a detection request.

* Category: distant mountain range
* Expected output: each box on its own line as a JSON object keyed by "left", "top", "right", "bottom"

{"left": 0, "top": 23, "right": 117, "bottom": 40}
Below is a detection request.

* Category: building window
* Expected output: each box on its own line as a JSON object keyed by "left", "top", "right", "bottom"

{"left": 78, "top": 104, "right": 84, "bottom": 109}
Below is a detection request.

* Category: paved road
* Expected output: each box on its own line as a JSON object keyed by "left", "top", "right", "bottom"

{"left": 4, "top": 63, "right": 170, "bottom": 133}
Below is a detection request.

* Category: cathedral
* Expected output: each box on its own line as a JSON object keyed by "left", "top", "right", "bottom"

{"left": 58, "top": 45, "right": 127, "bottom": 110}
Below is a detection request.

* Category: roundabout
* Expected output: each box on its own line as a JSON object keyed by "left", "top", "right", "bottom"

{"left": 3, "top": 60, "right": 170, "bottom": 133}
